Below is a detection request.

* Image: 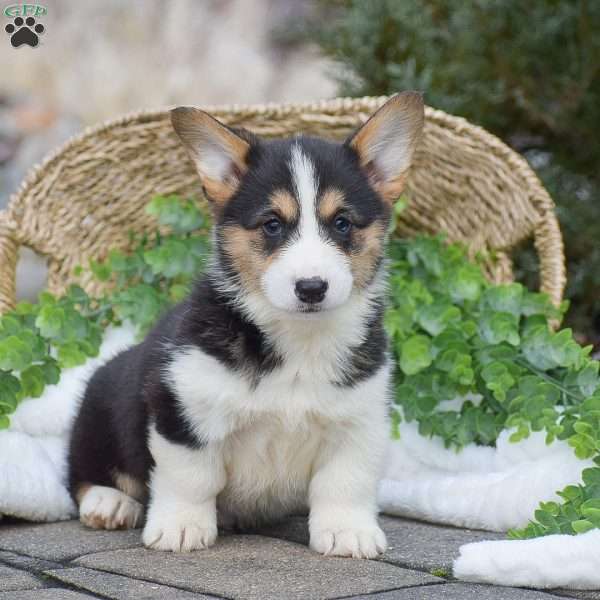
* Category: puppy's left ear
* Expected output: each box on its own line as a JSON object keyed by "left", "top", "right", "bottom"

{"left": 171, "top": 107, "right": 254, "bottom": 206}
{"left": 347, "top": 91, "right": 424, "bottom": 203}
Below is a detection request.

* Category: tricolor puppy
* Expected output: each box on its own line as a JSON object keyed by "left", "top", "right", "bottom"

{"left": 68, "top": 92, "right": 424, "bottom": 558}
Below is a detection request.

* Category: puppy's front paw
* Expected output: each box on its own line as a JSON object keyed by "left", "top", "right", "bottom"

{"left": 142, "top": 509, "right": 217, "bottom": 552}
{"left": 79, "top": 486, "right": 144, "bottom": 530}
{"left": 310, "top": 525, "right": 387, "bottom": 559}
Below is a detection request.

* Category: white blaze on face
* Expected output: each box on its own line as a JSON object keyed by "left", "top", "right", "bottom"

{"left": 262, "top": 144, "right": 354, "bottom": 313}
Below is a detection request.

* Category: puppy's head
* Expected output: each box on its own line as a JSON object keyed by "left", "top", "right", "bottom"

{"left": 171, "top": 92, "right": 424, "bottom": 317}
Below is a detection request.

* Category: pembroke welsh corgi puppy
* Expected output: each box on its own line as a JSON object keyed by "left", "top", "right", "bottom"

{"left": 68, "top": 92, "right": 424, "bottom": 558}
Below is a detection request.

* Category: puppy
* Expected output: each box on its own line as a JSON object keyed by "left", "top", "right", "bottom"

{"left": 68, "top": 92, "right": 424, "bottom": 558}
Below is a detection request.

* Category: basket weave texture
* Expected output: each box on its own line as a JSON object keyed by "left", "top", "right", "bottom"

{"left": 0, "top": 96, "right": 565, "bottom": 314}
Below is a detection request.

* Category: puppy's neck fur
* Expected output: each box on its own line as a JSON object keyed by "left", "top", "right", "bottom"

{"left": 202, "top": 255, "right": 388, "bottom": 385}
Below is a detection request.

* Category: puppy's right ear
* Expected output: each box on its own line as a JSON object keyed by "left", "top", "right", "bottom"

{"left": 171, "top": 107, "right": 253, "bottom": 206}
{"left": 347, "top": 92, "right": 424, "bottom": 204}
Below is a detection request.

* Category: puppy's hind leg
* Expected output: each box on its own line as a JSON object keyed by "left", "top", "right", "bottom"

{"left": 76, "top": 483, "right": 144, "bottom": 530}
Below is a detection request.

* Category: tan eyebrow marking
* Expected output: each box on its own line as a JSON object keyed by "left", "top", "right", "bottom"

{"left": 222, "top": 225, "right": 278, "bottom": 294}
{"left": 269, "top": 189, "right": 299, "bottom": 221}
{"left": 318, "top": 188, "right": 346, "bottom": 221}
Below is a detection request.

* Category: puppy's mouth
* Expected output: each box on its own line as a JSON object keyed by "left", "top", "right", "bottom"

{"left": 297, "top": 304, "right": 322, "bottom": 313}
{"left": 285, "top": 302, "right": 330, "bottom": 319}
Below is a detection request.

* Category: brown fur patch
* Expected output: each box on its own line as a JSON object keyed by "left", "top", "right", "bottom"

{"left": 113, "top": 470, "right": 147, "bottom": 503}
{"left": 318, "top": 188, "right": 345, "bottom": 221}
{"left": 223, "top": 226, "right": 278, "bottom": 293}
{"left": 377, "top": 172, "right": 409, "bottom": 204}
{"left": 350, "top": 221, "right": 386, "bottom": 288}
{"left": 203, "top": 176, "right": 240, "bottom": 206}
{"left": 74, "top": 482, "right": 92, "bottom": 505}
{"left": 270, "top": 189, "right": 299, "bottom": 221}
{"left": 81, "top": 509, "right": 115, "bottom": 530}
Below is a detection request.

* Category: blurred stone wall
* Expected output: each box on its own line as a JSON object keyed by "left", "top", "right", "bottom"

{"left": 2, "top": 0, "right": 334, "bottom": 122}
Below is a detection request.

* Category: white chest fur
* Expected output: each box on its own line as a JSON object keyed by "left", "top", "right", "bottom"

{"left": 164, "top": 341, "right": 391, "bottom": 525}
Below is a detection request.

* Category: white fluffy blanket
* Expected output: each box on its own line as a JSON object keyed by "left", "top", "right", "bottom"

{"left": 1, "top": 325, "right": 597, "bottom": 589}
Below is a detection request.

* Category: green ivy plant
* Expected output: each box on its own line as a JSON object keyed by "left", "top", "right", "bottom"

{"left": 385, "top": 235, "right": 600, "bottom": 538}
{"left": 0, "top": 194, "right": 598, "bottom": 539}
{"left": 0, "top": 195, "right": 210, "bottom": 428}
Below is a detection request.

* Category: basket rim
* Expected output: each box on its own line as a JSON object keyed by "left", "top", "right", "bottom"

{"left": 5, "top": 95, "right": 555, "bottom": 224}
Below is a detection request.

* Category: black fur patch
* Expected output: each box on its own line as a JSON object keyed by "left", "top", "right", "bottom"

{"left": 177, "top": 277, "right": 283, "bottom": 385}
{"left": 335, "top": 299, "right": 388, "bottom": 387}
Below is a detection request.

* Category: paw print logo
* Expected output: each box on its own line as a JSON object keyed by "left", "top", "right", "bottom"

{"left": 5, "top": 16, "right": 44, "bottom": 48}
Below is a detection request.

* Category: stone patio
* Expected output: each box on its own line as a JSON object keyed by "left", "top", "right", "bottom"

{"left": 0, "top": 515, "right": 595, "bottom": 599}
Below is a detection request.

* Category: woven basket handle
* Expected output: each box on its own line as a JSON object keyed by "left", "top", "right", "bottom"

{"left": 0, "top": 213, "right": 18, "bottom": 314}
{"left": 534, "top": 210, "right": 567, "bottom": 309}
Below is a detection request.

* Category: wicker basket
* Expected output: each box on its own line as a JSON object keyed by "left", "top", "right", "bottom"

{"left": 0, "top": 96, "right": 565, "bottom": 314}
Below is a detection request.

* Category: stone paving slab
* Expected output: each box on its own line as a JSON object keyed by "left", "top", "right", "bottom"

{"left": 380, "top": 516, "right": 505, "bottom": 571}
{"left": 0, "top": 521, "right": 141, "bottom": 561}
{"left": 0, "top": 564, "right": 42, "bottom": 592}
{"left": 74, "top": 534, "right": 441, "bottom": 600}
{"left": 258, "top": 515, "right": 505, "bottom": 572}
{"left": 45, "top": 567, "right": 220, "bottom": 600}
{"left": 0, "top": 550, "right": 63, "bottom": 573}
{"left": 346, "top": 583, "right": 571, "bottom": 599}
{"left": 0, "top": 591, "right": 96, "bottom": 600}
{"left": 1, "top": 518, "right": 597, "bottom": 600}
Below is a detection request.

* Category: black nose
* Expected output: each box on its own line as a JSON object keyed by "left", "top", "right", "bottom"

{"left": 295, "top": 277, "right": 329, "bottom": 304}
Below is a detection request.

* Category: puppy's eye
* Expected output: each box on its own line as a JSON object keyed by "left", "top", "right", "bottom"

{"left": 263, "top": 218, "right": 283, "bottom": 237}
{"left": 333, "top": 215, "right": 352, "bottom": 234}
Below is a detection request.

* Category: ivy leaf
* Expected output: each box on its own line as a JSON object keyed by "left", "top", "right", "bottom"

{"left": 557, "top": 485, "right": 583, "bottom": 503}
{"left": 146, "top": 195, "right": 206, "bottom": 234}
{"left": 522, "top": 325, "right": 558, "bottom": 371}
{"left": 19, "top": 330, "right": 47, "bottom": 362}
{"left": 549, "top": 329, "right": 586, "bottom": 369}
{"left": 572, "top": 520, "right": 595, "bottom": 534}
{"left": 482, "top": 283, "right": 524, "bottom": 316}
{"left": 0, "top": 372, "right": 20, "bottom": 411}
{"left": 66, "top": 285, "right": 90, "bottom": 307}
{"left": 521, "top": 292, "right": 561, "bottom": 319}
{"left": 20, "top": 365, "right": 46, "bottom": 398}
{"left": 62, "top": 310, "right": 90, "bottom": 341}
{"left": 144, "top": 238, "right": 201, "bottom": 278}
{"left": 582, "top": 467, "right": 600, "bottom": 488}
{"left": 448, "top": 264, "right": 483, "bottom": 302}
{"left": 0, "top": 315, "right": 21, "bottom": 337}
{"left": 0, "top": 336, "right": 33, "bottom": 371}
{"left": 90, "top": 259, "right": 112, "bottom": 282}
{"left": 399, "top": 335, "right": 433, "bottom": 375}
{"left": 417, "top": 302, "right": 461, "bottom": 336}
{"left": 41, "top": 359, "right": 61, "bottom": 385}
{"left": 534, "top": 509, "right": 559, "bottom": 532}
{"left": 479, "top": 311, "right": 520, "bottom": 346}
{"left": 481, "top": 361, "right": 516, "bottom": 402}
{"left": 57, "top": 342, "right": 88, "bottom": 369}
{"left": 113, "top": 284, "right": 165, "bottom": 332}
{"left": 35, "top": 306, "right": 65, "bottom": 339}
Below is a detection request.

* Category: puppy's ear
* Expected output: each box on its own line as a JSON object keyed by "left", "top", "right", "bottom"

{"left": 171, "top": 107, "right": 254, "bottom": 206}
{"left": 347, "top": 91, "right": 424, "bottom": 203}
